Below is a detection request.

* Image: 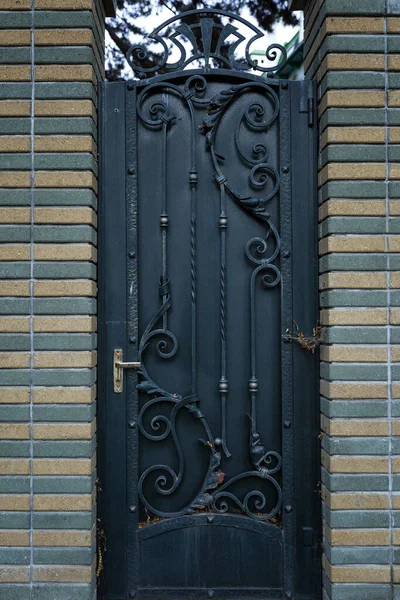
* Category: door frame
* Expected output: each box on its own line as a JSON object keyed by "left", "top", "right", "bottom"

{"left": 97, "top": 76, "right": 321, "bottom": 600}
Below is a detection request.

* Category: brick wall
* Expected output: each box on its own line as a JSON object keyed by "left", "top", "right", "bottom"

{"left": 0, "top": 1, "right": 108, "bottom": 598}
{"left": 302, "top": 0, "right": 400, "bottom": 598}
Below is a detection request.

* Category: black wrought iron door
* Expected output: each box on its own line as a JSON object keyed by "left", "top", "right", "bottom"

{"left": 99, "top": 10, "right": 319, "bottom": 600}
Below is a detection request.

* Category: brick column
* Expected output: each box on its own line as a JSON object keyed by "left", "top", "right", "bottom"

{"left": 294, "top": 0, "right": 400, "bottom": 597}
{"left": 0, "top": 0, "right": 113, "bottom": 598}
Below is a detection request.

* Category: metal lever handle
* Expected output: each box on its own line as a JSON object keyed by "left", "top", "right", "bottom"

{"left": 113, "top": 349, "right": 141, "bottom": 393}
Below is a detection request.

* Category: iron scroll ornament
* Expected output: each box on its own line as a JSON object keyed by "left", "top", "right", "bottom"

{"left": 135, "top": 76, "right": 282, "bottom": 521}
{"left": 127, "top": 9, "right": 288, "bottom": 77}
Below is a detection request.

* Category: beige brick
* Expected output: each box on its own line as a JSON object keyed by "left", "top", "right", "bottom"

{"left": 34, "top": 493, "right": 94, "bottom": 511}
{"left": 0, "top": 101, "right": 30, "bottom": 117}
{"left": 319, "top": 200, "right": 386, "bottom": 219}
{"left": 0, "top": 136, "right": 30, "bottom": 153}
{"left": 0, "top": 0, "right": 31, "bottom": 7}
{"left": 320, "top": 308, "right": 387, "bottom": 326}
{"left": 0, "top": 317, "right": 30, "bottom": 333}
{"left": 35, "top": 171, "right": 97, "bottom": 192}
{"left": 34, "top": 351, "right": 97, "bottom": 368}
{"left": 0, "top": 280, "right": 29, "bottom": 297}
{"left": 391, "top": 422, "right": 400, "bottom": 436}
{"left": 324, "top": 561, "right": 390, "bottom": 583}
{"left": 317, "top": 54, "right": 385, "bottom": 81}
{"left": 321, "top": 451, "right": 388, "bottom": 473}
{"left": 0, "top": 172, "right": 30, "bottom": 188}
{"left": 320, "top": 272, "right": 386, "bottom": 290}
{"left": 33, "top": 386, "right": 95, "bottom": 404}
{"left": 389, "top": 91, "right": 400, "bottom": 108}
{"left": 391, "top": 346, "right": 400, "bottom": 361}
{"left": 0, "top": 352, "right": 30, "bottom": 369}
{"left": 0, "top": 531, "right": 29, "bottom": 546}
{"left": 0, "top": 495, "right": 30, "bottom": 511}
{"left": 320, "top": 380, "right": 388, "bottom": 399}
{"left": 390, "top": 164, "right": 400, "bottom": 180}
{"left": 322, "top": 127, "right": 385, "bottom": 147}
{"left": 390, "top": 201, "right": 400, "bottom": 216}
{"left": 34, "top": 280, "right": 97, "bottom": 297}
{"left": 35, "top": 100, "right": 96, "bottom": 119}
{"left": 327, "top": 492, "right": 389, "bottom": 510}
{"left": 34, "top": 244, "right": 97, "bottom": 262}
{"left": 320, "top": 345, "right": 387, "bottom": 362}
{"left": 388, "top": 18, "right": 400, "bottom": 33}
{"left": 35, "top": 135, "right": 96, "bottom": 154}
{"left": 33, "top": 316, "right": 96, "bottom": 333}
{"left": 392, "top": 384, "right": 400, "bottom": 399}
{"left": 392, "top": 529, "right": 400, "bottom": 545}
{"left": 34, "top": 29, "right": 94, "bottom": 46}
{"left": 390, "top": 309, "right": 400, "bottom": 325}
{"left": 0, "top": 208, "right": 30, "bottom": 224}
{"left": 0, "top": 388, "right": 29, "bottom": 404}
{"left": 0, "top": 566, "right": 30, "bottom": 583}
{"left": 327, "top": 527, "right": 389, "bottom": 546}
{"left": 326, "top": 17, "right": 384, "bottom": 33}
{"left": 33, "top": 529, "right": 94, "bottom": 547}
{"left": 35, "top": 207, "right": 97, "bottom": 225}
{"left": 392, "top": 494, "right": 400, "bottom": 509}
{"left": 35, "top": 65, "right": 95, "bottom": 84}
{"left": 321, "top": 416, "right": 388, "bottom": 436}
{"left": 0, "top": 66, "right": 31, "bottom": 82}
{"left": 319, "top": 163, "right": 386, "bottom": 186}
{"left": 34, "top": 421, "right": 95, "bottom": 440}
{"left": 0, "top": 459, "right": 29, "bottom": 475}
{"left": 35, "top": 0, "right": 93, "bottom": 7}
{"left": 389, "top": 56, "right": 400, "bottom": 71}
{"left": 0, "top": 29, "right": 31, "bottom": 45}
{"left": 0, "top": 245, "right": 30, "bottom": 261}
{"left": 319, "top": 236, "right": 386, "bottom": 255}
{"left": 390, "top": 128, "right": 400, "bottom": 143}
{"left": 392, "top": 458, "right": 400, "bottom": 473}
{"left": 0, "top": 423, "right": 29, "bottom": 439}
{"left": 33, "top": 457, "right": 95, "bottom": 476}
{"left": 319, "top": 91, "right": 385, "bottom": 115}
{"left": 33, "top": 564, "right": 93, "bottom": 583}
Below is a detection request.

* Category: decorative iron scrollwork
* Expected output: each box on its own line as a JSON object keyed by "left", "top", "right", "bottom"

{"left": 127, "top": 9, "right": 287, "bottom": 77}
{"left": 135, "top": 76, "right": 282, "bottom": 522}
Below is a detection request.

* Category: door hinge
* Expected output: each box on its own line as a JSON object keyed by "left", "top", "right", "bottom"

{"left": 113, "top": 349, "right": 141, "bottom": 393}
{"left": 302, "top": 526, "right": 319, "bottom": 560}
{"left": 307, "top": 97, "right": 314, "bottom": 128}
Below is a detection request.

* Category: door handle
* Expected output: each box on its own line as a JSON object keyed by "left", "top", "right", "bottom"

{"left": 113, "top": 349, "right": 141, "bottom": 393}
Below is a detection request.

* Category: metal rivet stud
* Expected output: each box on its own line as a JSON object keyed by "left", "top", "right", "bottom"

{"left": 129, "top": 505, "right": 136, "bottom": 513}
{"left": 127, "top": 168, "right": 135, "bottom": 175}
{"left": 282, "top": 166, "right": 289, "bottom": 174}
{"left": 283, "top": 250, "right": 290, "bottom": 258}
{"left": 285, "top": 505, "right": 292, "bottom": 513}
{"left": 281, "top": 83, "right": 288, "bottom": 90}
{"left": 128, "top": 251, "right": 136, "bottom": 259}
{"left": 128, "top": 421, "right": 136, "bottom": 429}
{"left": 129, "top": 335, "right": 137, "bottom": 344}
{"left": 113, "top": 108, "right": 120, "bottom": 113}
{"left": 208, "top": 590, "right": 214, "bottom": 598}
{"left": 207, "top": 515, "right": 214, "bottom": 523}
{"left": 283, "top": 421, "right": 291, "bottom": 429}
{"left": 128, "top": 83, "right": 135, "bottom": 91}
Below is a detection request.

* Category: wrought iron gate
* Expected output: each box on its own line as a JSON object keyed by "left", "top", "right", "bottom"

{"left": 99, "top": 10, "right": 319, "bottom": 599}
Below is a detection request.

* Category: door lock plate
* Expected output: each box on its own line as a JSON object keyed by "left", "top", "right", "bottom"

{"left": 113, "top": 349, "right": 141, "bottom": 393}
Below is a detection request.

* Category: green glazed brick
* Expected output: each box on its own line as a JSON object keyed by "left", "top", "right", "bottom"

{"left": 0, "top": 155, "right": 30, "bottom": 171}
{"left": 0, "top": 405, "right": 30, "bottom": 422}
{"left": 391, "top": 329, "right": 400, "bottom": 344}
{"left": 318, "top": 73, "right": 385, "bottom": 96}
{"left": 33, "top": 403, "right": 95, "bottom": 423}
{"left": 322, "top": 436, "right": 389, "bottom": 455}
{"left": 319, "top": 217, "right": 386, "bottom": 235}
{"left": 329, "top": 583, "right": 391, "bottom": 600}
{"left": 324, "top": 508, "right": 390, "bottom": 528}
{"left": 0, "top": 586, "right": 30, "bottom": 600}
{"left": 320, "top": 146, "right": 386, "bottom": 167}
{"left": 32, "top": 584, "right": 94, "bottom": 600}
{"left": 33, "top": 476, "right": 95, "bottom": 494}
{"left": 0, "top": 83, "right": 32, "bottom": 100}
{"left": 33, "top": 298, "right": 96, "bottom": 315}
{"left": 326, "top": 544, "right": 390, "bottom": 565}
{"left": 320, "top": 290, "right": 387, "bottom": 308}
{"left": 324, "top": 0, "right": 385, "bottom": 13}
{"left": 0, "top": 263, "right": 30, "bottom": 279}
{"left": 389, "top": 257, "right": 400, "bottom": 271}
{"left": 390, "top": 438, "right": 400, "bottom": 453}
{"left": 33, "top": 511, "right": 95, "bottom": 530}
{"left": 0, "top": 335, "right": 30, "bottom": 351}
{"left": 323, "top": 327, "right": 387, "bottom": 344}
{"left": 0, "top": 371, "right": 30, "bottom": 386}
{"left": 0, "top": 441, "right": 30, "bottom": 458}
{"left": 390, "top": 182, "right": 400, "bottom": 199}
{"left": 0, "top": 226, "right": 30, "bottom": 243}
{"left": 0, "top": 299, "right": 30, "bottom": 315}
{"left": 0, "top": 48, "right": 31, "bottom": 64}
{"left": 34, "top": 118, "right": 97, "bottom": 139}
{"left": 34, "top": 46, "right": 96, "bottom": 65}
{"left": 320, "top": 181, "right": 386, "bottom": 201}
{"left": 0, "top": 190, "right": 31, "bottom": 206}
{"left": 0, "top": 12, "right": 31, "bottom": 29}
{"left": 320, "top": 108, "right": 386, "bottom": 129}
{"left": 388, "top": 0, "right": 400, "bottom": 12}
{"left": 320, "top": 363, "right": 387, "bottom": 381}
{"left": 389, "top": 146, "right": 400, "bottom": 162}
{"left": 389, "top": 110, "right": 400, "bottom": 125}
{"left": 36, "top": 83, "right": 97, "bottom": 103}
{"left": 320, "top": 255, "right": 387, "bottom": 273}
{"left": 0, "top": 512, "right": 30, "bottom": 529}
{"left": 0, "top": 119, "right": 30, "bottom": 135}
{"left": 34, "top": 333, "right": 96, "bottom": 351}
{"left": 34, "top": 225, "right": 97, "bottom": 244}
{"left": 392, "top": 548, "right": 400, "bottom": 563}
{"left": 33, "top": 546, "right": 94, "bottom": 565}
{"left": 34, "top": 263, "right": 97, "bottom": 280}
{"left": 0, "top": 548, "right": 30, "bottom": 565}
{"left": 389, "top": 74, "right": 400, "bottom": 89}
{"left": 321, "top": 398, "right": 387, "bottom": 418}
{"left": 391, "top": 291, "right": 400, "bottom": 307}
{"left": 322, "top": 470, "right": 389, "bottom": 492}
{"left": 33, "top": 189, "right": 97, "bottom": 208}
{"left": 34, "top": 154, "right": 97, "bottom": 174}
{"left": 389, "top": 218, "right": 400, "bottom": 233}
{"left": 0, "top": 477, "right": 30, "bottom": 494}
{"left": 391, "top": 365, "right": 400, "bottom": 379}
{"left": 391, "top": 474, "right": 400, "bottom": 491}
{"left": 32, "top": 369, "right": 96, "bottom": 387}
{"left": 34, "top": 10, "right": 95, "bottom": 28}
{"left": 33, "top": 439, "right": 96, "bottom": 458}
